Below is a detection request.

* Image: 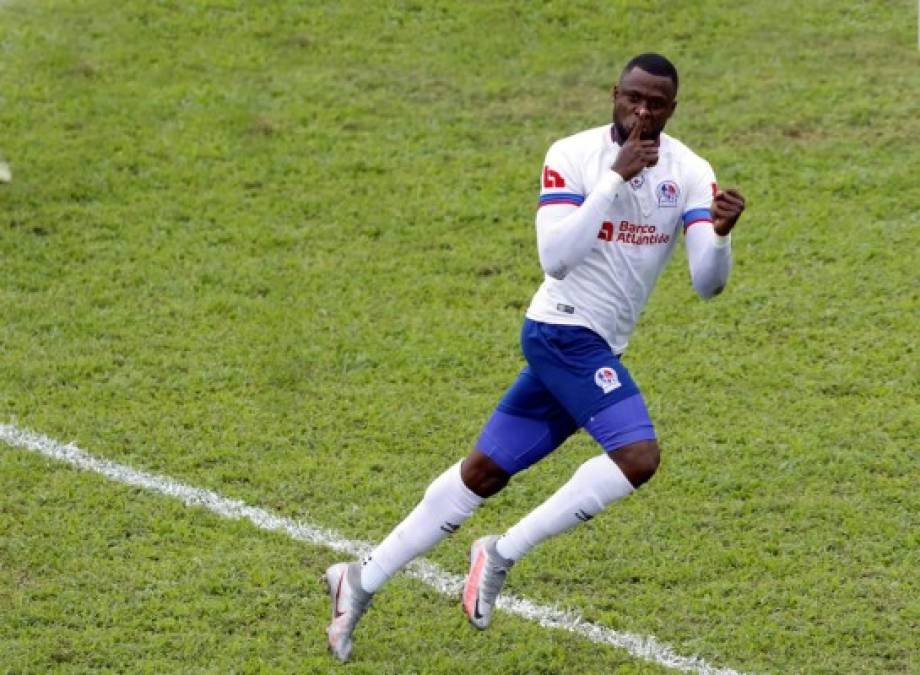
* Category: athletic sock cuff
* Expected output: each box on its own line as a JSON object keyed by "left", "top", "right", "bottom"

{"left": 449, "top": 460, "right": 485, "bottom": 511}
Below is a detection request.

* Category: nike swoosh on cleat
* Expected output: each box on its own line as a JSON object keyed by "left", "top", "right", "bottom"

{"left": 333, "top": 573, "right": 346, "bottom": 618}
{"left": 463, "top": 544, "right": 486, "bottom": 617}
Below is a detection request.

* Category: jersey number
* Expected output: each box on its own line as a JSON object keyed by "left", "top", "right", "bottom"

{"left": 543, "top": 166, "right": 565, "bottom": 188}
{"left": 597, "top": 221, "right": 614, "bottom": 241}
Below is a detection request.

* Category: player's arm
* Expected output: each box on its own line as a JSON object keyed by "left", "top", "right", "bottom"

{"left": 537, "top": 120, "right": 656, "bottom": 279}
{"left": 536, "top": 172, "right": 623, "bottom": 280}
{"left": 684, "top": 177, "right": 746, "bottom": 299}
{"left": 685, "top": 221, "right": 732, "bottom": 299}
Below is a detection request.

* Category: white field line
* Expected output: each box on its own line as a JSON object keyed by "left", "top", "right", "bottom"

{"left": 1, "top": 423, "right": 742, "bottom": 675}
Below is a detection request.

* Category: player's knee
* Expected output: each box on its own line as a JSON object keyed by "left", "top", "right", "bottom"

{"left": 460, "top": 450, "right": 511, "bottom": 498}
{"left": 609, "top": 439, "right": 660, "bottom": 488}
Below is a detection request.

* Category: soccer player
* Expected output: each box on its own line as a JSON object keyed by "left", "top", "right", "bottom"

{"left": 324, "top": 52, "right": 746, "bottom": 661}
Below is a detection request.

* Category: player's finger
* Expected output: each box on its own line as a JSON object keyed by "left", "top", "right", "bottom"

{"left": 722, "top": 189, "right": 746, "bottom": 207}
{"left": 711, "top": 202, "right": 733, "bottom": 218}
{"left": 629, "top": 111, "right": 647, "bottom": 141}
{"left": 715, "top": 192, "right": 745, "bottom": 209}
{"left": 628, "top": 121, "right": 641, "bottom": 141}
{"left": 714, "top": 188, "right": 741, "bottom": 202}
{"left": 716, "top": 188, "right": 744, "bottom": 203}
{"left": 714, "top": 200, "right": 743, "bottom": 220}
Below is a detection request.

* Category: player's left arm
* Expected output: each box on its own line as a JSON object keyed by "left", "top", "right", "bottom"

{"left": 683, "top": 162, "right": 746, "bottom": 299}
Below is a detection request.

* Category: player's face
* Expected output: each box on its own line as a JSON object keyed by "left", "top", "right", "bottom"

{"left": 612, "top": 67, "right": 677, "bottom": 142}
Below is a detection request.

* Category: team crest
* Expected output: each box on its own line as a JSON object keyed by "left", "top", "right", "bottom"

{"left": 594, "top": 366, "right": 621, "bottom": 394}
{"left": 629, "top": 175, "right": 644, "bottom": 190}
{"left": 656, "top": 180, "right": 680, "bottom": 207}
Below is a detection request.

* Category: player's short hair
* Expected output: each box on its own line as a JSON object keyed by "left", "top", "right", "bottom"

{"left": 621, "top": 53, "right": 679, "bottom": 92}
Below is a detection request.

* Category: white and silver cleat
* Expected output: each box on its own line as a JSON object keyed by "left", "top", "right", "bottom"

{"left": 462, "top": 535, "right": 513, "bottom": 630}
{"left": 323, "top": 561, "right": 372, "bottom": 662}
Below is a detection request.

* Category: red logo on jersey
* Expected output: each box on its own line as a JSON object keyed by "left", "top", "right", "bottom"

{"left": 711, "top": 182, "right": 718, "bottom": 197}
{"left": 543, "top": 166, "right": 565, "bottom": 188}
{"left": 597, "top": 221, "right": 614, "bottom": 241}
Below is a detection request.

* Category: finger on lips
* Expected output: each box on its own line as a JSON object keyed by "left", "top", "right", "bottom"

{"left": 630, "top": 110, "right": 650, "bottom": 140}
{"left": 629, "top": 118, "right": 643, "bottom": 140}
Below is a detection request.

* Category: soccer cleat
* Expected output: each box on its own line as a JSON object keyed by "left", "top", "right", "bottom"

{"left": 462, "top": 535, "right": 514, "bottom": 630}
{"left": 323, "top": 561, "right": 373, "bottom": 662}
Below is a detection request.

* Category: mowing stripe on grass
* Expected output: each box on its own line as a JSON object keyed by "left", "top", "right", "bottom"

{"left": 1, "top": 422, "right": 742, "bottom": 675}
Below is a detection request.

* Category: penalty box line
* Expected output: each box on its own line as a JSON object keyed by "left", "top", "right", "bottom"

{"left": 0, "top": 422, "right": 742, "bottom": 675}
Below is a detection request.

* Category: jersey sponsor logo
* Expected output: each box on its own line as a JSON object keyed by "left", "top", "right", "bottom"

{"left": 597, "top": 221, "right": 614, "bottom": 241}
{"left": 594, "top": 366, "right": 621, "bottom": 394}
{"left": 598, "top": 220, "right": 671, "bottom": 245}
{"left": 656, "top": 180, "right": 680, "bottom": 207}
{"left": 629, "top": 175, "right": 644, "bottom": 189}
{"left": 542, "top": 166, "right": 566, "bottom": 188}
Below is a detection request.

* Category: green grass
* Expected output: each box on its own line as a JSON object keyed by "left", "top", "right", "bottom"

{"left": 1, "top": 0, "right": 919, "bottom": 672}
{"left": 1, "top": 449, "right": 662, "bottom": 673}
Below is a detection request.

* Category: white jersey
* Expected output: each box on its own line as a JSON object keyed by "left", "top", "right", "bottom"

{"left": 526, "top": 124, "right": 719, "bottom": 354}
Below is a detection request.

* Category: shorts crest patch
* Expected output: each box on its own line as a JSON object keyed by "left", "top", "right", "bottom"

{"left": 594, "top": 366, "right": 621, "bottom": 394}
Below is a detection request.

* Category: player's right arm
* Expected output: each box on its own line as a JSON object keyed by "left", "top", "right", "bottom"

{"left": 683, "top": 162, "right": 743, "bottom": 299}
{"left": 536, "top": 120, "right": 655, "bottom": 280}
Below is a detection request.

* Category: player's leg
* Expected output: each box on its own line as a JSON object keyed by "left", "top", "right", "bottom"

{"left": 467, "top": 320, "right": 658, "bottom": 627}
{"left": 460, "top": 371, "right": 577, "bottom": 628}
{"left": 493, "top": 394, "right": 658, "bottom": 563}
{"left": 359, "top": 368, "right": 574, "bottom": 593}
{"left": 585, "top": 398, "right": 660, "bottom": 487}
{"left": 324, "top": 456, "right": 483, "bottom": 661}
{"left": 324, "top": 367, "right": 575, "bottom": 660}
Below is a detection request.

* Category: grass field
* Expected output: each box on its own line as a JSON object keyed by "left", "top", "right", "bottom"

{"left": 1, "top": 0, "right": 919, "bottom": 672}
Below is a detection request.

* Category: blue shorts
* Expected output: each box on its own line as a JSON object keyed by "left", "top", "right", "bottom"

{"left": 476, "top": 319, "right": 656, "bottom": 475}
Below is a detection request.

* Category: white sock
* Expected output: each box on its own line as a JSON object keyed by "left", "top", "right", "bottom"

{"left": 495, "top": 454, "right": 634, "bottom": 561}
{"left": 360, "top": 461, "right": 482, "bottom": 593}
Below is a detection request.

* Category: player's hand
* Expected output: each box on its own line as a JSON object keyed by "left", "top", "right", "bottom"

{"left": 712, "top": 188, "right": 746, "bottom": 236}
{"left": 612, "top": 110, "right": 659, "bottom": 181}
